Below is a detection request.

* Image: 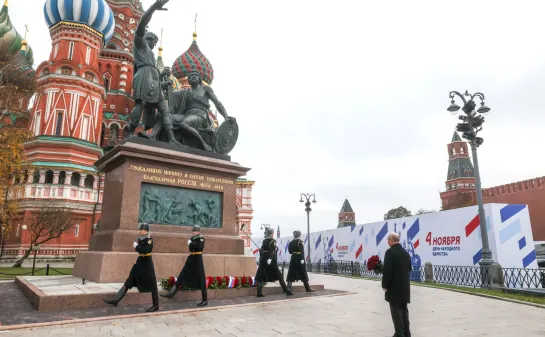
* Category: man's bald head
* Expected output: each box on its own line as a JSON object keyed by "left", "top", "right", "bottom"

{"left": 387, "top": 233, "right": 400, "bottom": 247}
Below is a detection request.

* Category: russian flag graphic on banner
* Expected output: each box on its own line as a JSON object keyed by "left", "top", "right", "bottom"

{"left": 407, "top": 218, "right": 420, "bottom": 249}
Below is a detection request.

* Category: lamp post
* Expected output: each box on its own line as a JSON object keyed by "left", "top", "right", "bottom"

{"left": 260, "top": 223, "right": 271, "bottom": 236}
{"left": 299, "top": 193, "right": 316, "bottom": 271}
{"left": 447, "top": 90, "right": 493, "bottom": 268}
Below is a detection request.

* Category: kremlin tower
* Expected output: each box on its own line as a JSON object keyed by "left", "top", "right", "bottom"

{"left": 338, "top": 198, "right": 356, "bottom": 228}
{"left": 0, "top": 2, "right": 255, "bottom": 260}
{"left": 439, "top": 131, "right": 477, "bottom": 210}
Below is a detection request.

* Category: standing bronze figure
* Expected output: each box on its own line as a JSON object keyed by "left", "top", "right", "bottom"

{"left": 128, "top": 0, "right": 179, "bottom": 145}
{"left": 286, "top": 230, "right": 315, "bottom": 293}
{"left": 103, "top": 223, "right": 159, "bottom": 312}
{"left": 161, "top": 225, "right": 208, "bottom": 306}
{"left": 255, "top": 227, "right": 293, "bottom": 297}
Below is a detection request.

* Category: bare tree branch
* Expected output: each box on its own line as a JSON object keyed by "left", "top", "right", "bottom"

{"left": 13, "top": 203, "right": 74, "bottom": 267}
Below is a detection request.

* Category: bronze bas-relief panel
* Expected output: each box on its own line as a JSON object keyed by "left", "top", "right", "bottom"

{"left": 138, "top": 183, "right": 223, "bottom": 228}
{"left": 124, "top": 160, "right": 238, "bottom": 236}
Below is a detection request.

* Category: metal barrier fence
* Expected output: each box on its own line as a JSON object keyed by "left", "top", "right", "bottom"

{"left": 0, "top": 264, "right": 71, "bottom": 277}
{"left": 279, "top": 261, "right": 545, "bottom": 289}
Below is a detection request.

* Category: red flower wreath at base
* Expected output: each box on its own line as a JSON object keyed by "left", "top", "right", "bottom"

{"left": 161, "top": 276, "right": 257, "bottom": 290}
{"left": 366, "top": 255, "right": 384, "bottom": 274}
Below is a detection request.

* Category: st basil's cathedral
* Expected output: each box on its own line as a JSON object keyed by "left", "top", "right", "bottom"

{"left": 0, "top": 0, "right": 255, "bottom": 261}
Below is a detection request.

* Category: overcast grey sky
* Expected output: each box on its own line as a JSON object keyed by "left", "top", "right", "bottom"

{"left": 11, "top": 0, "right": 545, "bottom": 236}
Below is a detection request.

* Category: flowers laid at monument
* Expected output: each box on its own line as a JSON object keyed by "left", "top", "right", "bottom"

{"left": 366, "top": 255, "right": 384, "bottom": 274}
{"left": 160, "top": 276, "right": 256, "bottom": 290}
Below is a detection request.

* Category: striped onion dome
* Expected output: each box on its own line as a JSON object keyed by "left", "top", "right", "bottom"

{"left": 172, "top": 32, "right": 214, "bottom": 85}
{"left": 43, "top": 0, "right": 115, "bottom": 43}
{"left": 0, "top": 2, "right": 34, "bottom": 66}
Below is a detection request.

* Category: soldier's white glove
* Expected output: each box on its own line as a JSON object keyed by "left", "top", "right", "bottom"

{"left": 267, "top": 259, "right": 272, "bottom": 265}
{"left": 187, "top": 239, "right": 192, "bottom": 245}
{"left": 301, "top": 260, "right": 304, "bottom": 264}
{"left": 133, "top": 242, "right": 138, "bottom": 248}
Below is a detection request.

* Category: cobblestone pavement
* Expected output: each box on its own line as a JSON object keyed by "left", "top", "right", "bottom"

{"left": 0, "top": 281, "right": 344, "bottom": 326}
{"left": 1, "top": 274, "right": 545, "bottom": 336}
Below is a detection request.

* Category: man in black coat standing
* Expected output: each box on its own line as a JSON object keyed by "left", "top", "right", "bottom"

{"left": 103, "top": 223, "right": 159, "bottom": 312}
{"left": 382, "top": 233, "right": 411, "bottom": 337}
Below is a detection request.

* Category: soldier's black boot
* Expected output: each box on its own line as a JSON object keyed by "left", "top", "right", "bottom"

{"left": 303, "top": 280, "right": 315, "bottom": 293}
{"left": 279, "top": 279, "right": 293, "bottom": 296}
{"left": 103, "top": 285, "right": 128, "bottom": 307}
{"left": 287, "top": 281, "right": 293, "bottom": 293}
{"left": 160, "top": 285, "right": 178, "bottom": 299}
{"left": 197, "top": 289, "right": 208, "bottom": 307}
{"left": 146, "top": 287, "right": 159, "bottom": 312}
{"left": 257, "top": 282, "right": 265, "bottom": 297}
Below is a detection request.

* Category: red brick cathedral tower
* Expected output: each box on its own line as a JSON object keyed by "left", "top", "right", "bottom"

{"left": 440, "top": 131, "right": 477, "bottom": 210}
{"left": 99, "top": 0, "right": 144, "bottom": 147}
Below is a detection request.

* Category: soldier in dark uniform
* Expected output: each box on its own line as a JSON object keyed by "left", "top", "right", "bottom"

{"left": 161, "top": 225, "right": 207, "bottom": 306}
{"left": 255, "top": 227, "right": 293, "bottom": 297}
{"left": 286, "top": 230, "right": 315, "bottom": 293}
{"left": 103, "top": 223, "right": 159, "bottom": 312}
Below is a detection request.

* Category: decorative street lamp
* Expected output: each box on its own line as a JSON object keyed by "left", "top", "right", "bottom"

{"left": 299, "top": 193, "right": 316, "bottom": 271}
{"left": 447, "top": 90, "right": 493, "bottom": 269}
{"left": 260, "top": 223, "right": 271, "bottom": 232}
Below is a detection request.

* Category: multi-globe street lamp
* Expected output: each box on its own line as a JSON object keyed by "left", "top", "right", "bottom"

{"left": 299, "top": 193, "right": 316, "bottom": 271}
{"left": 447, "top": 90, "right": 494, "bottom": 268}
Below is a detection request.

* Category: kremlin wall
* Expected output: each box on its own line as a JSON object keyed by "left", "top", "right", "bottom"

{"left": 0, "top": 0, "right": 254, "bottom": 262}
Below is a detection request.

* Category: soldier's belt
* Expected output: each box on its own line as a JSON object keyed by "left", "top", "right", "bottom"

{"left": 292, "top": 252, "right": 302, "bottom": 254}
{"left": 190, "top": 252, "right": 203, "bottom": 255}
{"left": 138, "top": 253, "right": 152, "bottom": 257}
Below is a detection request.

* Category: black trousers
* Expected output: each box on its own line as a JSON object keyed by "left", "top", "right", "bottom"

{"left": 125, "top": 276, "right": 159, "bottom": 306}
{"left": 389, "top": 302, "right": 410, "bottom": 337}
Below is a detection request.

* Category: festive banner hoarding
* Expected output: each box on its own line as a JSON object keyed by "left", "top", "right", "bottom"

{"left": 252, "top": 204, "right": 538, "bottom": 270}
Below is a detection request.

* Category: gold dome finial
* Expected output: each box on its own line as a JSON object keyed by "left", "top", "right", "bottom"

{"left": 3, "top": 0, "right": 8, "bottom": 7}
{"left": 20, "top": 24, "right": 29, "bottom": 51}
{"left": 158, "top": 28, "right": 163, "bottom": 56}
{"left": 193, "top": 13, "right": 198, "bottom": 41}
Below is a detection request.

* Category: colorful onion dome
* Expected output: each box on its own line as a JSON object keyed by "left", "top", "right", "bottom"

{"left": 172, "top": 32, "right": 214, "bottom": 84}
{"left": 43, "top": 0, "right": 115, "bottom": 42}
{"left": 0, "top": 2, "right": 34, "bottom": 66}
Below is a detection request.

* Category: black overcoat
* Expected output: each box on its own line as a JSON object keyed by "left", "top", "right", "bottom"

{"left": 381, "top": 243, "right": 412, "bottom": 306}
{"left": 177, "top": 234, "right": 206, "bottom": 290}
{"left": 125, "top": 235, "right": 157, "bottom": 293}
{"left": 286, "top": 239, "right": 309, "bottom": 282}
{"left": 255, "top": 238, "right": 281, "bottom": 282}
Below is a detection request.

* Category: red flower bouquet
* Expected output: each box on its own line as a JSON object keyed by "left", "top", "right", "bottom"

{"left": 366, "top": 255, "right": 384, "bottom": 274}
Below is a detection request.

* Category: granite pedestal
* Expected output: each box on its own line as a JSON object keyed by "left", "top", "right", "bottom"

{"left": 73, "top": 137, "right": 256, "bottom": 283}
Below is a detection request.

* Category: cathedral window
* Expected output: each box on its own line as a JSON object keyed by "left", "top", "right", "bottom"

{"left": 33, "top": 111, "right": 41, "bottom": 136}
{"left": 71, "top": 172, "right": 81, "bottom": 186}
{"left": 45, "top": 170, "right": 54, "bottom": 184}
{"left": 460, "top": 146, "right": 464, "bottom": 154}
{"left": 68, "top": 42, "right": 75, "bottom": 60}
{"left": 54, "top": 43, "right": 59, "bottom": 58}
{"left": 85, "top": 47, "right": 91, "bottom": 65}
{"left": 81, "top": 116, "right": 90, "bottom": 141}
{"left": 58, "top": 171, "right": 66, "bottom": 185}
{"left": 103, "top": 77, "right": 110, "bottom": 91}
{"left": 84, "top": 175, "right": 94, "bottom": 189}
{"left": 74, "top": 224, "right": 80, "bottom": 238}
{"left": 32, "top": 170, "right": 40, "bottom": 184}
{"left": 55, "top": 111, "right": 63, "bottom": 136}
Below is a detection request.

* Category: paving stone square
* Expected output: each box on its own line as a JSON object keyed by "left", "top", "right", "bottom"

{"left": 1, "top": 274, "right": 544, "bottom": 336}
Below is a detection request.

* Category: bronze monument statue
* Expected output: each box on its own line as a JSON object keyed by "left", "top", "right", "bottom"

{"left": 132, "top": 2, "right": 239, "bottom": 155}
{"left": 128, "top": 0, "right": 179, "bottom": 145}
